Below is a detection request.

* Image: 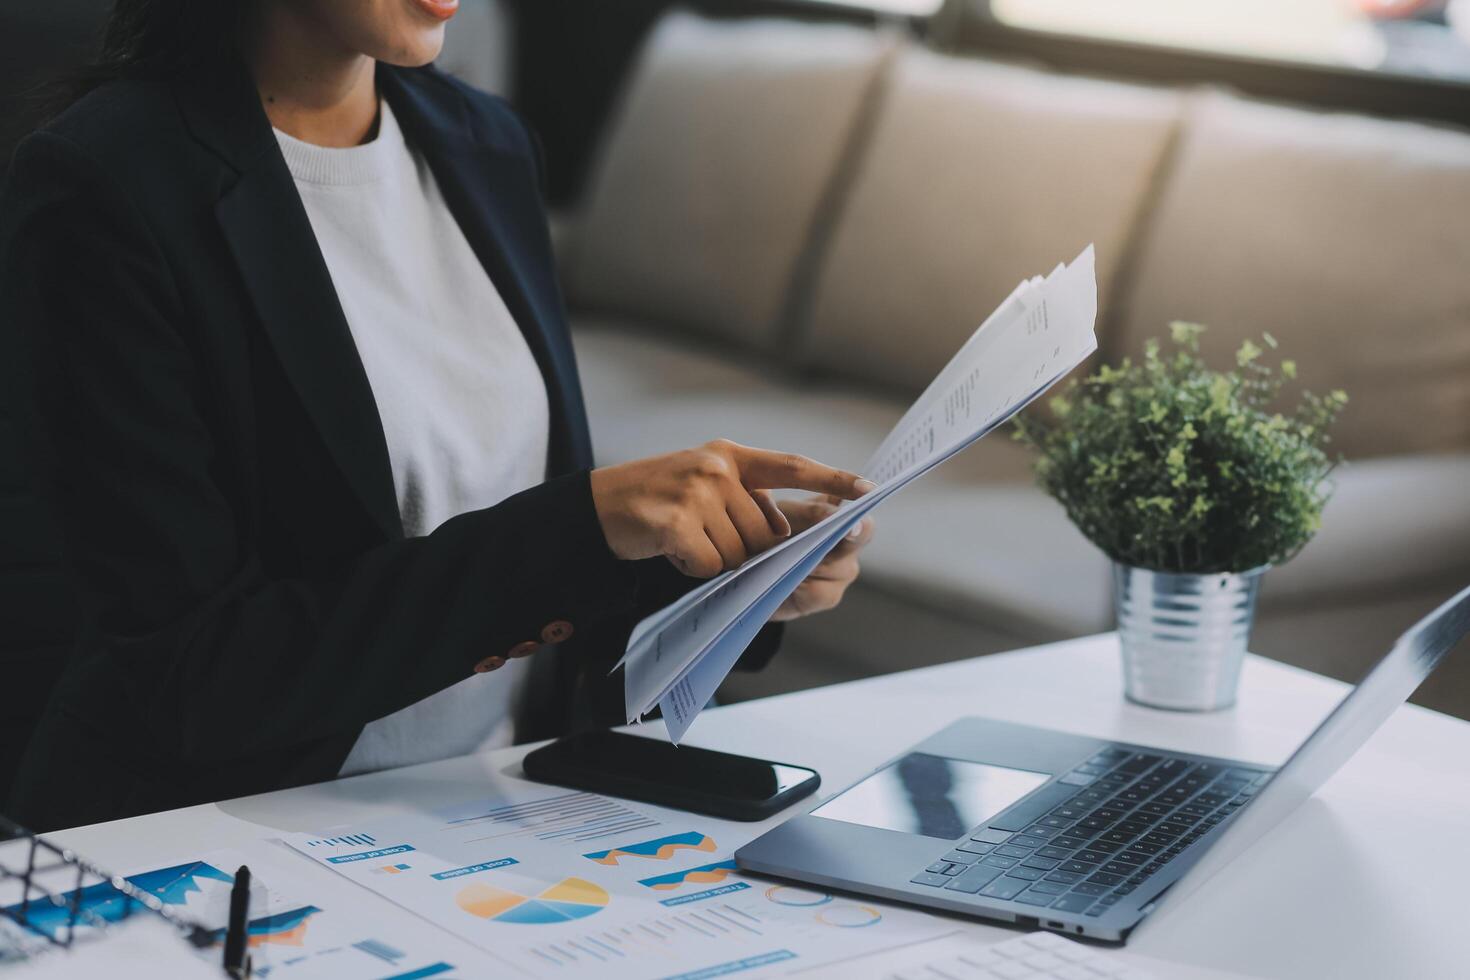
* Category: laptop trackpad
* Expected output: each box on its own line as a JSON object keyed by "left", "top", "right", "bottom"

{"left": 810, "top": 752, "right": 1050, "bottom": 840}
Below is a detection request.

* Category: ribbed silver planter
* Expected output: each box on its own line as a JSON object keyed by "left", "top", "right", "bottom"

{"left": 1114, "top": 563, "right": 1268, "bottom": 711}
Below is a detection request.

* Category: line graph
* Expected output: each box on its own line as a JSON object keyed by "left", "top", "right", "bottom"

{"left": 584, "top": 832, "right": 716, "bottom": 866}
{"left": 638, "top": 860, "right": 739, "bottom": 891}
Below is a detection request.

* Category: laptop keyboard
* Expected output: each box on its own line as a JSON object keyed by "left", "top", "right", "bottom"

{"left": 910, "top": 748, "right": 1269, "bottom": 918}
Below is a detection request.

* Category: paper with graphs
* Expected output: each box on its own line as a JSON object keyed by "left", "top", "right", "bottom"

{"left": 283, "top": 787, "right": 952, "bottom": 978}
{"left": 621, "top": 246, "right": 1100, "bottom": 742}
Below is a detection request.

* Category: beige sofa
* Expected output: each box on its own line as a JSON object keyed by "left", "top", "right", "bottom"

{"left": 553, "top": 12, "right": 1470, "bottom": 718}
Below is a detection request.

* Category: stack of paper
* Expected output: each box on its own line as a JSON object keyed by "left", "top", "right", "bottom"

{"left": 618, "top": 245, "right": 1100, "bottom": 742}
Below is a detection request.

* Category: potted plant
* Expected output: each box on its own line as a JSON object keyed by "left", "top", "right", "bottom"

{"left": 1015, "top": 322, "right": 1347, "bottom": 710}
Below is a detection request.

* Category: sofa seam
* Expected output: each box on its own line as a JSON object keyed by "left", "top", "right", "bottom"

{"left": 769, "top": 26, "right": 907, "bottom": 363}
{"left": 1093, "top": 87, "right": 1199, "bottom": 367}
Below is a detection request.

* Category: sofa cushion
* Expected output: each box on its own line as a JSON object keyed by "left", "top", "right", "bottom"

{"left": 575, "top": 316, "right": 913, "bottom": 474}
{"left": 798, "top": 48, "right": 1182, "bottom": 393}
{"left": 1261, "top": 454, "right": 1470, "bottom": 609}
{"left": 564, "top": 13, "right": 896, "bottom": 352}
{"left": 1118, "top": 91, "right": 1470, "bottom": 459}
{"left": 574, "top": 317, "right": 1041, "bottom": 480}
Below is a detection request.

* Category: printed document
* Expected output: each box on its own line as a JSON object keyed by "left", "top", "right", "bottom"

{"left": 285, "top": 783, "right": 954, "bottom": 978}
{"left": 0, "top": 845, "right": 473, "bottom": 978}
{"left": 620, "top": 246, "right": 1100, "bottom": 742}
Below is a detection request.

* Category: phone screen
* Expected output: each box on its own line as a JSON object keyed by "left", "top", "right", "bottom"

{"left": 537, "top": 731, "right": 817, "bottom": 804}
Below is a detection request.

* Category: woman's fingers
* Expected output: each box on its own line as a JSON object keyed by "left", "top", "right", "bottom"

{"left": 589, "top": 440, "right": 872, "bottom": 576}
{"left": 775, "top": 498, "right": 873, "bottom": 553}
{"left": 778, "top": 497, "right": 838, "bottom": 534}
{"left": 768, "top": 490, "right": 872, "bottom": 622}
{"left": 703, "top": 513, "right": 748, "bottom": 572}
{"left": 666, "top": 518, "right": 725, "bottom": 578}
{"left": 727, "top": 489, "right": 786, "bottom": 555}
{"left": 725, "top": 442, "right": 874, "bottom": 499}
{"left": 842, "top": 514, "right": 875, "bottom": 549}
{"left": 750, "top": 489, "right": 791, "bottom": 538}
{"left": 774, "top": 578, "right": 848, "bottom": 621}
{"left": 684, "top": 489, "right": 871, "bottom": 580}
{"left": 805, "top": 579, "right": 848, "bottom": 608}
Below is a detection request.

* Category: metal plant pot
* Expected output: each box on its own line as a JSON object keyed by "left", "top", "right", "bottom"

{"left": 1113, "top": 563, "right": 1268, "bottom": 711}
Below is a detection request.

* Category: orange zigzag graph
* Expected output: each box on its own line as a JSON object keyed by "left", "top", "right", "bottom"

{"left": 644, "top": 862, "right": 737, "bottom": 891}
{"left": 586, "top": 833, "right": 716, "bottom": 866}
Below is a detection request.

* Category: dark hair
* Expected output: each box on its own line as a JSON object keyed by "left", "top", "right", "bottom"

{"left": 49, "top": 0, "right": 250, "bottom": 117}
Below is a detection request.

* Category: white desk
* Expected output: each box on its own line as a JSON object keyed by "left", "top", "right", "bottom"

{"left": 46, "top": 634, "right": 1470, "bottom": 979}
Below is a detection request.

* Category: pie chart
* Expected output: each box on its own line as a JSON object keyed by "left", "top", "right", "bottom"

{"left": 764, "top": 885, "right": 832, "bottom": 907}
{"left": 816, "top": 904, "right": 883, "bottom": 928}
{"left": 455, "top": 877, "right": 609, "bottom": 925}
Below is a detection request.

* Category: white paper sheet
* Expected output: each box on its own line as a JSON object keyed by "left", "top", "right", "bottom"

{"left": 619, "top": 246, "right": 1099, "bottom": 743}
{"left": 795, "top": 928, "right": 1156, "bottom": 980}
{"left": 1, "top": 916, "right": 219, "bottom": 980}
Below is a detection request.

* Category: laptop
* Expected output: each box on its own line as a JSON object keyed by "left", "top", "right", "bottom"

{"left": 735, "top": 583, "right": 1470, "bottom": 943}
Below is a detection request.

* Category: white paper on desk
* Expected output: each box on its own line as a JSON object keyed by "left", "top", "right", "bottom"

{"left": 794, "top": 929, "right": 1156, "bottom": 980}
{"left": 0, "top": 915, "right": 219, "bottom": 980}
{"left": 622, "top": 246, "right": 1099, "bottom": 742}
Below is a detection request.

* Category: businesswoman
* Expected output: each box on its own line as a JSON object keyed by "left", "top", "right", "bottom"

{"left": 0, "top": 0, "right": 874, "bottom": 830}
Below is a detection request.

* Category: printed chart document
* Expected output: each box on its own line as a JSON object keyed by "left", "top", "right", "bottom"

{"left": 621, "top": 246, "right": 1100, "bottom": 742}
{"left": 0, "top": 845, "right": 467, "bottom": 979}
{"left": 285, "top": 784, "right": 954, "bottom": 979}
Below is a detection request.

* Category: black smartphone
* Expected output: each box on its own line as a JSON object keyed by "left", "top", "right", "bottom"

{"left": 522, "top": 730, "right": 820, "bottom": 822}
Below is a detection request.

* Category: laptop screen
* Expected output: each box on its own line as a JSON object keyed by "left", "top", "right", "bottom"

{"left": 1152, "top": 582, "right": 1470, "bottom": 912}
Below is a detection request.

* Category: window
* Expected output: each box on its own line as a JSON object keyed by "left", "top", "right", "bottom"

{"left": 792, "top": 0, "right": 947, "bottom": 17}
{"left": 975, "top": 0, "right": 1470, "bottom": 81}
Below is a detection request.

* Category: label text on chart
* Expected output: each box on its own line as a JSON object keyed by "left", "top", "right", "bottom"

{"left": 430, "top": 858, "right": 519, "bottom": 880}
{"left": 326, "top": 845, "right": 416, "bottom": 864}
{"left": 659, "top": 881, "right": 751, "bottom": 907}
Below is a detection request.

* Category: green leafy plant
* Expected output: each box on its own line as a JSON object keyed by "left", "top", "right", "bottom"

{"left": 1014, "top": 322, "right": 1347, "bottom": 574}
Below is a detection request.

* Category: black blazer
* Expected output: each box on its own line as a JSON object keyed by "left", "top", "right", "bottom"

{"left": 0, "top": 62, "right": 776, "bottom": 830}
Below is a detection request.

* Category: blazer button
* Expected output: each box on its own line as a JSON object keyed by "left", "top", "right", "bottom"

{"left": 473, "top": 655, "right": 506, "bottom": 674}
{"left": 508, "top": 640, "right": 541, "bottom": 658}
{"left": 541, "top": 620, "right": 574, "bottom": 644}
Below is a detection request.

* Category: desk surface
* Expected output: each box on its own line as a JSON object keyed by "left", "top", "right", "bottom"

{"left": 48, "top": 634, "right": 1470, "bottom": 979}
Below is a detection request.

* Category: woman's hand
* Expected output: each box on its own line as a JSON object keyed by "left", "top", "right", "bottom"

{"left": 772, "top": 496, "right": 874, "bottom": 622}
{"left": 590, "top": 440, "right": 874, "bottom": 578}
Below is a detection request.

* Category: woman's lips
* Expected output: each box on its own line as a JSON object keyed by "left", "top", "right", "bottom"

{"left": 410, "top": 0, "right": 459, "bottom": 22}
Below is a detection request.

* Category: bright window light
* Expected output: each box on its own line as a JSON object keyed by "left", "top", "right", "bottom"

{"left": 796, "top": 0, "right": 947, "bottom": 17}
{"left": 988, "top": 0, "right": 1391, "bottom": 69}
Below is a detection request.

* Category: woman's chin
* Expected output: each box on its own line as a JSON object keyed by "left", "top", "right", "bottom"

{"left": 380, "top": 29, "right": 447, "bottom": 69}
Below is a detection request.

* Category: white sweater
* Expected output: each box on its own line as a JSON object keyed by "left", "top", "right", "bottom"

{"left": 275, "top": 100, "right": 550, "bottom": 777}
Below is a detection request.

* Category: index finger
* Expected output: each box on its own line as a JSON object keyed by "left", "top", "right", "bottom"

{"left": 732, "top": 445, "right": 875, "bottom": 500}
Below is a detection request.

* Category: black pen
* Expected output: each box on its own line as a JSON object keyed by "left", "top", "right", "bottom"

{"left": 223, "top": 864, "right": 251, "bottom": 979}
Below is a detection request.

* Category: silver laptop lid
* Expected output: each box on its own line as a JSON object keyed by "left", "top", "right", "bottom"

{"left": 1152, "top": 582, "right": 1470, "bottom": 911}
